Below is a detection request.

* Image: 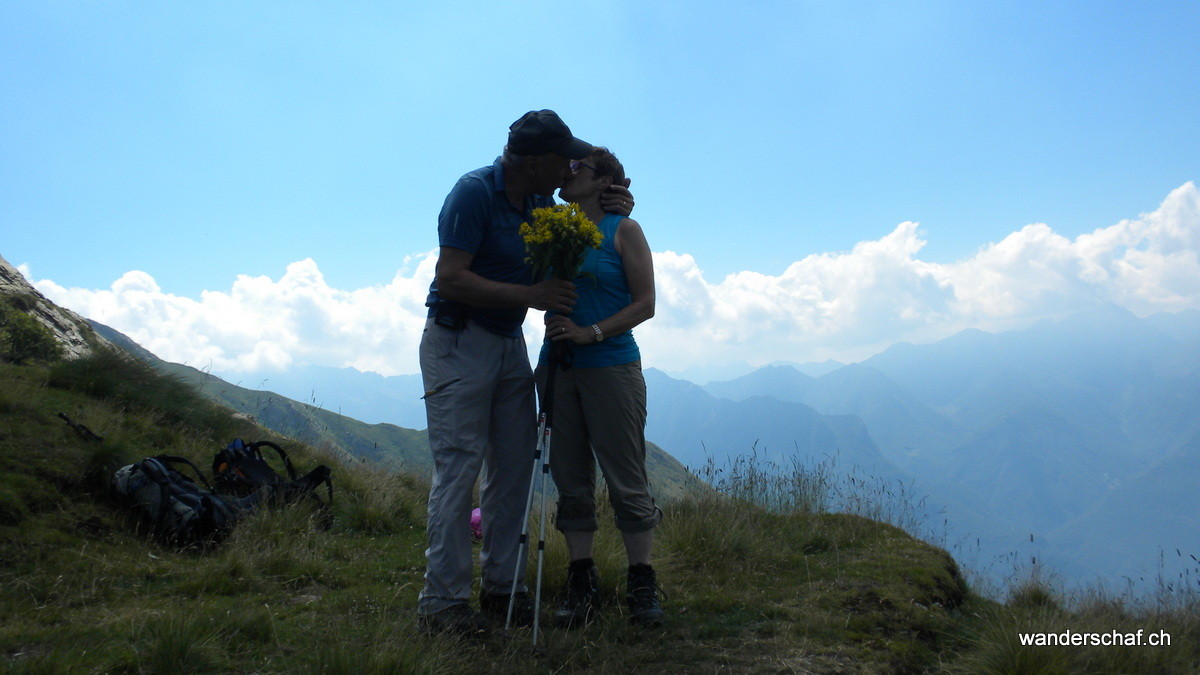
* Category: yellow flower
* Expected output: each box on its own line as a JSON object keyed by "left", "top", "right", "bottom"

{"left": 520, "top": 203, "right": 605, "bottom": 281}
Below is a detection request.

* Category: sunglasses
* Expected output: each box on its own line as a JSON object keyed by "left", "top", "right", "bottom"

{"left": 569, "top": 160, "right": 598, "bottom": 173}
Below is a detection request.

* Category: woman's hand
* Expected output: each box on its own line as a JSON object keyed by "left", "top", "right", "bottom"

{"left": 545, "top": 315, "right": 594, "bottom": 345}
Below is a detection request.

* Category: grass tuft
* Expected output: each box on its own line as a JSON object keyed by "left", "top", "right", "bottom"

{"left": 129, "top": 614, "right": 226, "bottom": 673}
{"left": 335, "top": 467, "right": 425, "bottom": 534}
{"left": 1007, "top": 578, "right": 1062, "bottom": 612}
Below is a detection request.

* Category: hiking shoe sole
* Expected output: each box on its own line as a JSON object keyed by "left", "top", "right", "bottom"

{"left": 417, "top": 604, "right": 491, "bottom": 637}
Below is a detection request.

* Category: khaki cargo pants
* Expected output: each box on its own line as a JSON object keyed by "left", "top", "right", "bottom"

{"left": 536, "top": 360, "right": 662, "bottom": 534}
{"left": 417, "top": 318, "right": 536, "bottom": 614}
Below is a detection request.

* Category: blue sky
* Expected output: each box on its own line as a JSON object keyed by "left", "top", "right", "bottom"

{"left": 4, "top": 2, "right": 1199, "bottom": 379}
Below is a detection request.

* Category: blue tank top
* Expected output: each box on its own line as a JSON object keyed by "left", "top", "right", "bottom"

{"left": 539, "top": 213, "right": 640, "bottom": 368}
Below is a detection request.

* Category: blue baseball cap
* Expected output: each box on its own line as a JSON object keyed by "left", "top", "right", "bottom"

{"left": 507, "top": 109, "right": 593, "bottom": 159}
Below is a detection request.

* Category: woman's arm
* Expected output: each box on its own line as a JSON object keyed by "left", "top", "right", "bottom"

{"left": 546, "top": 218, "right": 654, "bottom": 344}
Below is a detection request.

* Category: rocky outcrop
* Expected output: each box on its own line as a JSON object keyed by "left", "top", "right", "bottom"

{"left": 0, "top": 254, "right": 109, "bottom": 359}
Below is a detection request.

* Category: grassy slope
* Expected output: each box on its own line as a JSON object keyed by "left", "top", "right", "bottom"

{"left": 2, "top": 350, "right": 1197, "bottom": 672}
{"left": 89, "top": 320, "right": 700, "bottom": 502}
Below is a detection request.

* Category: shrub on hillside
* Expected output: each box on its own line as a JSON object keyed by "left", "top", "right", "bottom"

{"left": 0, "top": 296, "right": 62, "bottom": 364}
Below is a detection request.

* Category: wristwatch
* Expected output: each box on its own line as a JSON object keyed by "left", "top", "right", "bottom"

{"left": 590, "top": 324, "right": 604, "bottom": 342}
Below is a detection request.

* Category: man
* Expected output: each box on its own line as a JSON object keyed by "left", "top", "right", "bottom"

{"left": 418, "top": 110, "right": 632, "bottom": 635}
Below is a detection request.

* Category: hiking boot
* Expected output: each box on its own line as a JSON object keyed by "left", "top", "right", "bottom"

{"left": 479, "top": 590, "right": 537, "bottom": 628}
{"left": 554, "top": 559, "right": 601, "bottom": 629}
{"left": 417, "top": 603, "right": 491, "bottom": 637}
{"left": 626, "top": 564, "right": 665, "bottom": 628}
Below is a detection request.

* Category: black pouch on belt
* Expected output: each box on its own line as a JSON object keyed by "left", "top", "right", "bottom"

{"left": 433, "top": 302, "right": 467, "bottom": 330}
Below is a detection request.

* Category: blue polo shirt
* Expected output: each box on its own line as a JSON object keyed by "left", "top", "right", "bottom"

{"left": 425, "top": 158, "right": 555, "bottom": 337}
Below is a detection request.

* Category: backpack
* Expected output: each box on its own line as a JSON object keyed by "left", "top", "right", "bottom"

{"left": 113, "top": 455, "right": 262, "bottom": 546}
{"left": 213, "top": 439, "right": 334, "bottom": 509}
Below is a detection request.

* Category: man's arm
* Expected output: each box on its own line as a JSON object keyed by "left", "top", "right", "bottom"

{"left": 436, "top": 247, "right": 577, "bottom": 313}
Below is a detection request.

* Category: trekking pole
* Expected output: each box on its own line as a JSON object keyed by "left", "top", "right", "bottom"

{"left": 530, "top": 372, "right": 555, "bottom": 646}
{"left": 505, "top": 342, "right": 568, "bottom": 646}
{"left": 506, "top": 407, "right": 548, "bottom": 631}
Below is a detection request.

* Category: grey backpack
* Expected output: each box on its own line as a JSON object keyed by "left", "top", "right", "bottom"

{"left": 114, "top": 455, "right": 262, "bottom": 546}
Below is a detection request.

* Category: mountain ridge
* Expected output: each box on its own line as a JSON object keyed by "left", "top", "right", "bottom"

{"left": 88, "top": 320, "right": 701, "bottom": 500}
{"left": 696, "top": 308, "right": 1200, "bottom": 589}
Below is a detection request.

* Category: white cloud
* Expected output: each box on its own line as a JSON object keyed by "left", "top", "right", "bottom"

{"left": 26, "top": 183, "right": 1200, "bottom": 378}
{"left": 29, "top": 252, "right": 439, "bottom": 376}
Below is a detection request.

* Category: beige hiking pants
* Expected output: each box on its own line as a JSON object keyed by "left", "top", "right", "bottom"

{"left": 536, "top": 360, "right": 662, "bottom": 534}
{"left": 418, "top": 318, "right": 537, "bottom": 614}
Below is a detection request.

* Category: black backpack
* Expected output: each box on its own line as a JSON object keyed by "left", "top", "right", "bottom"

{"left": 213, "top": 439, "right": 333, "bottom": 508}
{"left": 113, "top": 455, "right": 262, "bottom": 546}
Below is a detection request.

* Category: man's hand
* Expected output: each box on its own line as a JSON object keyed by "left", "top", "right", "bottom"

{"left": 527, "top": 279, "right": 577, "bottom": 313}
{"left": 600, "top": 178, "right": 634, "bottom": 216}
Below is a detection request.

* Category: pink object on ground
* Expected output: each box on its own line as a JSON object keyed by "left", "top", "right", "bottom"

{"left": 470, "top": 507, "right": 483, "bottom": 541}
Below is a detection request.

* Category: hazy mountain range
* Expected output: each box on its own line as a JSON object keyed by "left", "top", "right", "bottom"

{"left": 699, "top": 305, "right": 1200, "bottom": 590}
{"left": 201, "top": 305, "right": 1200, "bottom": 591}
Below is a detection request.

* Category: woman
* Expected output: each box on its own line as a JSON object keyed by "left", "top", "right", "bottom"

{"left": 537, "top": 147, "right": 662, "bottom": 629}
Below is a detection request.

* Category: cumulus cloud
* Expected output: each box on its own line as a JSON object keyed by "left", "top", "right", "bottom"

{"left": 27, "top": 252, "right": 439, "bottom": 376}
{"left": 25, "top": 182, "right": 1200, "bottom": 377}
{"left": 640, "top": 182, "right": 1200, "bottom": 371}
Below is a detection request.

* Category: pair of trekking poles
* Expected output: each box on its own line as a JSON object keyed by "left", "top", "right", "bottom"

{"left": 505, "top": 341, "right": 571, "bottom": 645}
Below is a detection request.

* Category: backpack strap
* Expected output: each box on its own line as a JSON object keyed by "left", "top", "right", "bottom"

{"left": 277, "top": 465, "right": 334, "bottom": 507}
{"left": 137, "top": 457, "right": 176, "bottom": 538}
{"left": 250, "top": 441, "right": 297, "bottom": 481}
{"left": 306, "top": 465, "right": 333, "bottom": 506}
{"left": 153, "top": 454, "right": 215, "bottom": 491}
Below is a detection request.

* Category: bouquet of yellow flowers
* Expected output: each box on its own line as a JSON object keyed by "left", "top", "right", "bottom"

{"left": 519, "top": 203, "right": 604, "bottom": 281}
